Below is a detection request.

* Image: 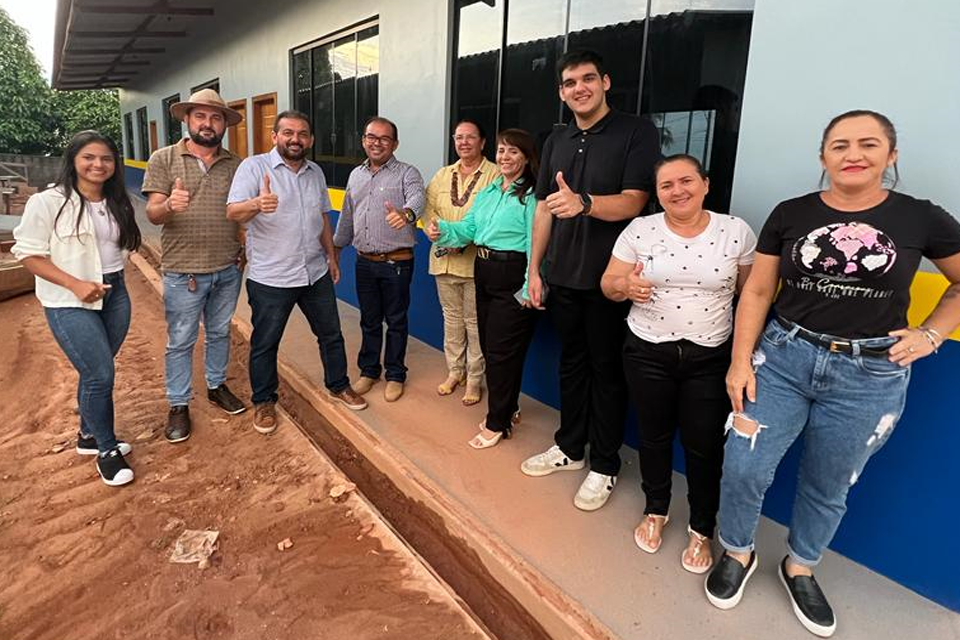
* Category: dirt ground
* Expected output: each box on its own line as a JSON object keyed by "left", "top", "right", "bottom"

{"left": 0, "top": 266, "right": 486, "bottom": 640}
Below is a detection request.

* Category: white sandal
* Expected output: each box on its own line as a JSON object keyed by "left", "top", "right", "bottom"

{"left": 634, "top": 514, "right": 669, "bottom": 553}
{"left": 681, "top": 525, "right": 714, "bottom": 574}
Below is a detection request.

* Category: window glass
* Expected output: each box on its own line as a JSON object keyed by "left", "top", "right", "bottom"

{"left": 567, "top": 0, "right": 646, "bottom": 115}
{"left": 292, "top": 22, "right": 378, "bottom": 188}
{"left": 500, "top": 0, "right": 566, "bottom": 147}
{"left": 136, "top": 107, "right": 149, "bottom": 161}
{"left": 162, "top": 93, "right": 181, "bottom": 146}
{"left": 451, "top": 0, "right": 503, "bottom": 162}
{"left": 643, "top": 0, "right": 755, "bottom": 212}
{"left": 190, "top": 78, "right": 220, "bottom": 94}
{"left": 123, "top": 113, "right": 134, "bottom": 159}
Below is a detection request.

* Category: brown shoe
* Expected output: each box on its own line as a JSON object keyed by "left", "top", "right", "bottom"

{"left": 165, "top": 406, "right": 191, "bottom": 443}
{"left": 384, "top": 381, "right": 404, "bottom": 402}
{"left": 253, "top": 402, "right": 277, "bottom": 434}
{"left": 353, "top": 376, "right": 378, "bottom": 395}
{"left": 331, "top": 386, "right": 368, "bottom": 411}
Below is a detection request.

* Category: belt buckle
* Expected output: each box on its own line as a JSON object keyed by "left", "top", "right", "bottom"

{"left": 829, "top": 340, "right": 850, "bottom": 353}
{"left": 477, "top": 246, "right": 490, "bottom": 259}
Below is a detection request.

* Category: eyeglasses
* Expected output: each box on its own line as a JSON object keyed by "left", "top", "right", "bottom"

{"left": 452, "top": 134, "right": 480, "bottom": 142}
{"left": 362, "top": 133, "right": 394, "bottom": 145}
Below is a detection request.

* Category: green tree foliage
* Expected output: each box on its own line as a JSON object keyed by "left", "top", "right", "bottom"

{"left": 0, "top": 7, "right": 121, "bottom": 155}
{"left": 0, "top": 7, "right": 54, "bottom": 154}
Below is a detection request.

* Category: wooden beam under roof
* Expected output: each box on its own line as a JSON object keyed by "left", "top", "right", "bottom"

{"left": 65, "top": 47, "right": 165, "bottom": 54}
{"left": 72, "top": 30, "right": 186, "bottom": 38}
{"left": 75, "top": 2, "right": 214, "bottom": 16}
{"left": 61, "top": 60, "right": 151, "bottom": 67}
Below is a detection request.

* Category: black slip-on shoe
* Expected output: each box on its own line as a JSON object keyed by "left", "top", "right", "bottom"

{"left": 96, "top": 447, "right": 134, "bottom": 486}
{"left": 165, "top": 406, "right": 191, "bottom": 443}
{"left": 76, "top": 432, "right": 131, "bottom": 456}
{"left": 779, "top": 557, "right": 837, "bottom": 637}
{"left": 207, "top": 384, "right": 246, "bottom": 415}
{"left": 705, "top": 551, "right": 757, "bottom": 610}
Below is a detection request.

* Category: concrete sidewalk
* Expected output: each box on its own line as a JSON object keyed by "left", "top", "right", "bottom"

{"left": 132, "top": 196, "right": 960, "bottom": 640}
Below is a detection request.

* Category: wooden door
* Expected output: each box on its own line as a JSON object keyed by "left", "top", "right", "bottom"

{"left": 149, "top": 121, "right": 158, "bottom": 153}
{"left": 227, "top": 99, "right": 248, "bottom": 158}
{"left": 252, "top": 92, "right": 277, "bottom": 154}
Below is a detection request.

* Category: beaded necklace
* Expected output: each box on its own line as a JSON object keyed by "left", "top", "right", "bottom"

{"left": 450, "top": 166, "right": 482, "bottom": 207}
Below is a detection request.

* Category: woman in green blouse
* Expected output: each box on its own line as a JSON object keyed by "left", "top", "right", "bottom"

{"left": 426, "top": 129, "right": 540, "bottom": 449}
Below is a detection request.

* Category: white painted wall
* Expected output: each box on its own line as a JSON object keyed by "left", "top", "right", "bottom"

{"left": 120, "top": 0, "right": 450, "bottom": 178}
{"left": 731, "top": 0, "right": 960, "bottom": 248}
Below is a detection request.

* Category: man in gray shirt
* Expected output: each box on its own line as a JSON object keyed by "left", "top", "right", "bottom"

{"left": 227, "top": 110, "right": 367, "bottom": 434}
{"left": 333, "top": 116, "right": 425, "bottom": 402}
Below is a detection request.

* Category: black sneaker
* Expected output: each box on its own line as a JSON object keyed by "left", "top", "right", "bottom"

{"left": 76, "top": 432, "right": 132, "bottom": 456}
{"left": 165, "top": 406, "right": 191, "bottom": 443}
{"left": 96, "top": 447, "right": 134, "bottom": 486}
{"left": 705, "top": 551, "right": 757, "bottom": 610}
{"left": 779, "top": 556, "right": 837, "bottom": 637}
{"left": 207, "top": 384, "right": 246, "bottom": 415}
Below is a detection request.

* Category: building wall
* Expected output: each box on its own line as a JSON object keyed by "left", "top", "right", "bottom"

{"left": 731, "top": 0, "right": 960, "bottom": 611}
{"left": 120, "top": 0, "right": 960, "bottom": 611}
{"left": 120, "top": 0, "right": 450, "bottom": 179}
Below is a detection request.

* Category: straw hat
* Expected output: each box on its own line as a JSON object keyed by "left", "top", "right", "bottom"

{"left": 169, "top": 88, "right": 242, "bottom": 126}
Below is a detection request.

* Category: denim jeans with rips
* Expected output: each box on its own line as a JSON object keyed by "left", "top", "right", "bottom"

{"left": 717, "top": 318, "right": 910, "bottom": 567}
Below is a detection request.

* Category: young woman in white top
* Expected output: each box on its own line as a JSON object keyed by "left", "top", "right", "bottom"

{"left": 13, "top": 131, "right": 142, "bottom": 486}
{"left": 601, "top": 154, "right": 756, "bottom": 573}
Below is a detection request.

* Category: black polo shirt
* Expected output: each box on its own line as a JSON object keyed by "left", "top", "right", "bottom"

{"left": 536, "top": 109, "right": 660, "bottom": 289}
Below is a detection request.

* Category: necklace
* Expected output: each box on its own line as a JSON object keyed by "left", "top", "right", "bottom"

{"left": 88, "top": 200, "right": 108, "bottom": 216}
{"left": 450, "top": 168, "right": 482, "bottom": 207}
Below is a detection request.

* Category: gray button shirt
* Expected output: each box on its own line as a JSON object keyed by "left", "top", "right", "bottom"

{"left": 227, "top": 147, "right": 332, "bottom": 287}
{"left": 333, "top": 156, "right": 425, "bottom": 253}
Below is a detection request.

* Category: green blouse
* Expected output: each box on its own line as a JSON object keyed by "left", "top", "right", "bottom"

{"left": 437, "top": 176, "right": 536, "bottom": 299}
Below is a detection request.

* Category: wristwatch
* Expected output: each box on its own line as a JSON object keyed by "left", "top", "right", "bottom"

{"left": 403, "top": 208, "right": 417, "bottom": 224}
{"left": 579, "top": 193, "right": 593, "bottom": 216}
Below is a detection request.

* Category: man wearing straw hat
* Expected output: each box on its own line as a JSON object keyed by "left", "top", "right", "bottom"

{"left": 143, "top": 88, "right": 246, "bottom": 444}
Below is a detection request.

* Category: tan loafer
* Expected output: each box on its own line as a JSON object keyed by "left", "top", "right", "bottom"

{"left": 384, "top": 380, "right": 404, "bottom": 402}
{"left": 253, "top": 402, "right": 277, "bottom": 435}
{"left": 353, "top": 376, "right": 378, "bottom": 395}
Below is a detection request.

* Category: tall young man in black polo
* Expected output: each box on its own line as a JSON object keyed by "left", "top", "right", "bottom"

{"left": 521, "top": 50, "right": 661, "bottom": 511}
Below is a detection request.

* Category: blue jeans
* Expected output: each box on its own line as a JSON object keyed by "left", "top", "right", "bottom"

{"left": 355, "top": 256, "right": 413, "bottom": 382}
{"left": 45, "top": 271, "right": 131, "bottom": 453}
{"left": 163, "top": 266, "right": 242, "bottom": 406}
{"left": 247, "top": 274, "right": 350, "bottom": 404}
{"left": 717, "top": 318, "right": 910, "bottom": 566}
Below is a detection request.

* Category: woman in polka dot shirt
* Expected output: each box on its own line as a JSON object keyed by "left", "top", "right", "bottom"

{"left": 600, "top": 153, "right": 756, "bottom": 574}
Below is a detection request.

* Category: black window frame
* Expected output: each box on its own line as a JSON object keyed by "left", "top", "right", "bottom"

{"left": 123, "top": 112, "right": 135, "bottom": 159}
{"left": 190, "top": 78, "right": 220, "bottom": 94}
{"left": 162, "top": 93, "right": 182, "bottom": 146}
{"left": 136, "top": 106, "right": 150, "bottom": 161}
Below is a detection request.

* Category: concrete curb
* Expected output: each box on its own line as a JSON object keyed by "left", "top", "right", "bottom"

{"left": 129, "top": 248, "right": 617, "bottom": 640}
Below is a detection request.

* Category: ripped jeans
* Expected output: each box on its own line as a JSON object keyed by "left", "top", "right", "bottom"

{"left": 717, "top": 318, "right": 910, "bottom": 567}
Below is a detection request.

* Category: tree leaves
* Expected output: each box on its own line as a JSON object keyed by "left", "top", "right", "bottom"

{"left": 0, "top": 7, "right": 121, "bottom": 155}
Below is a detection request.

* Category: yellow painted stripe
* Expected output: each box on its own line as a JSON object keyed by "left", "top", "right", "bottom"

{"left": 908, "top": 271, "right": 960, "bottom": 341}
{"left": 124, "top": 159, "right": 148, "bottom": 170}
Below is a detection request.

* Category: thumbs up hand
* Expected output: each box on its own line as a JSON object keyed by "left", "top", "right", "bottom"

{"left": 167, "top": 177, "right": 190, "bottom": 213}
{"left": 625, "top": 260, "right": 654, "bottom": 303}
{"left": 385, "top": 200, "right": 407, "bottom": 229}
{"left": 545, "top": 171, "right": 585, "bottom": 219}
{"left": 257, "top": 174, "right": 279, "bottom": 213}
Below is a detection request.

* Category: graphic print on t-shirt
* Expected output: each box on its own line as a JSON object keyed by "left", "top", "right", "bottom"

{"left": 792, "top": 221, "right": 897, "bottom": 281}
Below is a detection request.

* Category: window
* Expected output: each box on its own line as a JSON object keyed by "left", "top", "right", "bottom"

{"left": 291, "top": 20, "right": 379, "bottom": 187}
{"left": 136, "top": 107, "right": 149, "bottom": 161}
{"left": 162, "top": 93, "right": 182, "bottom": 146}
{"left": 451, "top": 0, "right": 754, "bottom": 212}
{"left": 190, "top": 78, "right": 220, "bottom": 94}
{"left": 123, "top": 113, "right": 135, "bottom": 159}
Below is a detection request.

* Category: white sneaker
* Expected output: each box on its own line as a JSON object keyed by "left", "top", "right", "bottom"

{"left": 520, "top": 445, "right": 586, "bottom": 477}
{"left": 574, "top": 471, "right": 617, "bottom": 511}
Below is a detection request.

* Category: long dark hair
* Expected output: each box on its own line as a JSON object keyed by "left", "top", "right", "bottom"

{"left": 497, "top": 128, "right": 539, "bottom": 204}
{"left": 54, "top": 130, "right": 142, "bottom": 251}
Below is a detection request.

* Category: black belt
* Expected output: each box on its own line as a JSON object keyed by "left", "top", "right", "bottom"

{"left": 776, "top": 318, "right": 892, "bottom": 358}
{"left": 476, "top": 246, "right": 525, "bottom": 262}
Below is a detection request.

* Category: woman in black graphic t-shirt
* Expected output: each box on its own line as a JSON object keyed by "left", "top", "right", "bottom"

{"left": 704, "top": 110, "right": 960, "bottom": 637}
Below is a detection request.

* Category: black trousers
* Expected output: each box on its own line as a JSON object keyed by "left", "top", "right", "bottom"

{"left": 548, "top": 284, "right": 630, "bottom": 476}
{"left": 474, "top": 255, "right": 539, "bottom": 433}
{"left": 622, "top": 332, "right": 731, "bottom": 538}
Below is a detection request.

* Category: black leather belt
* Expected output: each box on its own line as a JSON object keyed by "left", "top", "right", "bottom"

{"left": 776, "top": 318, "right": 892, "bottom": 358}
{"left": 476, "top": 246, "right": 526, "bottom": 261}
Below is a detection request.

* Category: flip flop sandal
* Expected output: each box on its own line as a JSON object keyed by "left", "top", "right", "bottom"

{"left": 634, "top": 514, "right": 669, "bottom": 553}
{"left": 438, "top": 375, "right": 465, "bottom": 396}
{"left": 681, "top": 525, "right": 714, "bottom": 574}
